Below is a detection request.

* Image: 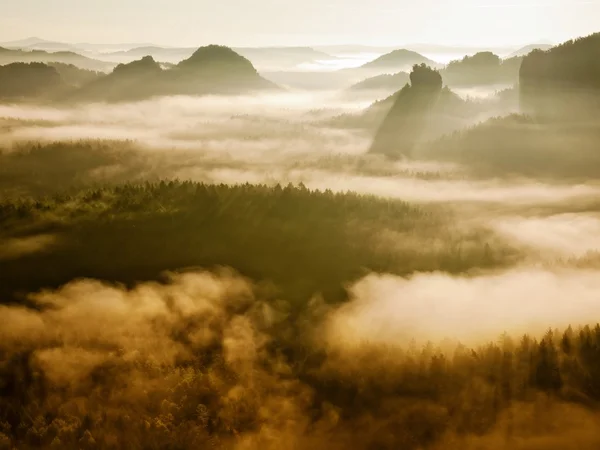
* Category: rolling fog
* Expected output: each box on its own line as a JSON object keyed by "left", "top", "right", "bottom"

{"left": 3, "top": 91, "right": 600, "bottom": 305}
{"left": 2, "top": 90, "right": 600, "bottom": 255}
{"left": 1, "top": 93, "right": 597, "bottom": 203}
{"left": 2, "top": 81, "right": 600, "bottom": 449}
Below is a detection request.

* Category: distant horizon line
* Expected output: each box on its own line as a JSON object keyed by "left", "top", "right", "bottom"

{"left": 0, "top": 35, "right": 559, "bottom": 51}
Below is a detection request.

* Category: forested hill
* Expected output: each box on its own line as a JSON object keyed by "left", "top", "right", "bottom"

{"left": 520, "top": 32, "right": 600, "bottom": 118}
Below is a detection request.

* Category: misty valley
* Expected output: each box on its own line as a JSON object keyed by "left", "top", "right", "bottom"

{"left": 1, "top": 31, "right": 600, "bottom": 450}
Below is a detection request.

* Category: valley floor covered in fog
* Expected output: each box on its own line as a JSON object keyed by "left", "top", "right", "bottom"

{"left": 1, "top": 77, "right": 600, "bottom": 449}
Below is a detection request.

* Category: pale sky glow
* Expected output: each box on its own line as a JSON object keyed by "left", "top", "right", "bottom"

{"left": 1, "top": 0, "right": 599, "bottom": 47}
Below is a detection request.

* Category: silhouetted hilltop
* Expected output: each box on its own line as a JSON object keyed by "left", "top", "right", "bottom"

{"left": 68, "top": 46, "right": 277, "bottom": 102}
{"left": 0, "top": 62, "right": 66, "bottom": 100}
{"left": 520, "top": 32, "right": 600, "bottom": 119}
{"left": 0, "top": 37, "right": 78, "bottom": 51}
{"left": 441, "top": 52, "right": 522, "bottom": 86}
{"left": 0, "top": 47, "right": 113, "bottom": 71}
{"left": 113, "top": 55, "right": 163, "bottom": 75}
{"left": 99, "top": 45, "right": 331, "bottom": 70}
{"left": 361, "top": 49, "right": 437, "bottom": 71}
{"left": 171, "top": 45, "right": 277, "bottom": 94}
{"left": 370, "top": 64, "right": 443, "bottom": 157}
{"left": 66, "top": 56, "right": 165, "bottom": 102}
{"left": 177, "top": 45, "right": 257, "bottom": 74}
{"left": 48, "top": 63, "right": 104, "bottom": 87}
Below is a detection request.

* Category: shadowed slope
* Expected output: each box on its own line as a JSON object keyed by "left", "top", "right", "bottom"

{"left": 370, "top": 64, "right": 443, "bottom": 158}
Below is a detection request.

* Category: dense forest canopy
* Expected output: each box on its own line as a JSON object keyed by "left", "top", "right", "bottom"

{"left": 442, "top": 52, "right": 523, "bottom": 86}
{"left": 1, "top": 28, "right": 600, "bottom": 450}
{"left": 0, "top": 62, "right": 65, "bottom": 99}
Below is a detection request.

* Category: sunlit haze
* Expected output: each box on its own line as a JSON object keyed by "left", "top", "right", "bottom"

{"left": 2, "top": 1, "right": 600, "bottom": 448}
{"left": 2, "top": 0, "right": 600, "bottom": 46}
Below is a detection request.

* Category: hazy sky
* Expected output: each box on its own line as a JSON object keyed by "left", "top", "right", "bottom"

{"left": 1, "top": 0, "right": 599, "bottom": 47}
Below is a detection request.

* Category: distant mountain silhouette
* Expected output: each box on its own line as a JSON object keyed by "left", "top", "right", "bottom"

{"left": 177, "top": 45, "right": 257, "bottom": 72}
{"left": 0, "top": 37, "right": 157, "bottom": 54}
{"left": 509, "top": 44, "right": 553, "bottom": 58}
{"left": 0, "top": 37, "right": 69, "bottom": 49}
{"left": 405, "top": 43, "right": 518, "bottom": 55}
{"left": 99, "top": 45, "right": 332, "bottom": 70}
{"left": 100, "top": 47, "right": 198, "bottom": 64}
{"left": 520, "top": 32, "right": 600, "bottom": 119}
{"left": 360, "top": 49, "right": 438, "bottom": 71}
{"left": 0, "top": 46, "right": 114, "bottom": 71}
{"left": 68, "top": 46, "right": 278, "bottom": 102}
{"left": 441, "top": 52, "right": 522, "bottom": 86}
{"left": 65, "top": 56, "right": 162, "bottom": 102}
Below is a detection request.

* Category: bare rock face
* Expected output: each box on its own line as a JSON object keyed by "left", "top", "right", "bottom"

{"left": 370, "top": 64, "right": 443, "bottom": 158}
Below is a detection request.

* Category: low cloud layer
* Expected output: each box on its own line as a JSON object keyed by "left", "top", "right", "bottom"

{"left": 0, "top": 94, "right": 372, "bottom": 153}
{"left": 491, "top": 213, "right": 600, "bottom": 258}
{"left": 325, "top": 267, "right": 600, "bottom": 347}
{"left": 0, "top": 234, "right": 58, "bottom": 261}
{"left": 2, "top": 267, "right": 600, "bottom": 449}
{"left": 3, "top": 93, "right": 600, "bottom": 211}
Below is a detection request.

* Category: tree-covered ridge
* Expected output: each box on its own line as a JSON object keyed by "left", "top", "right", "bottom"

{"left": 520, "top": 32, "right": 600, "bottom": 118}
{"left": 0, "top": 45, "right": 278, "bottom": 103}
{"left": 442, "top": 52, "right": 523, "bottom": 86}
{"left": 0, "top": 180, "right": 516, "bottom": 305}
{"left": 68, "top": 46, "right": 278, "bottom": 102}
{"left": 0, "top": 63, "right": 105, "bottom": 100}
{"left": 0, "top": 62, "right": 66, "bottom": 100}
{"left": 2, "top": 268, "right": 600, "bottom": 449}
{"left": 419, "top": 114, "right": 600, "bottom": 179}
{"left": 47, "top": 63, "right": 104, "bottom": 87}
{"left": 0, "top": 46, "right": 113, "bottom": 71}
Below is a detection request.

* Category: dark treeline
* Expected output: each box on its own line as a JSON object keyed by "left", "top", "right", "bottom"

{"left": 0, "top": 141, "right": 149, "bottom": 197}
{"left": 442, "top": 51, "right": 523, "bottom": 86}
{"left": 0, "top": 181, "right": 513, "bottom": 305}
{"left": 48, "top": 63, "right": 105, "bottom": 88}
{"left": 0, "top": 62, "right": 102, "bottom": 100}
{"left": 0, "top": 63, "right": 66, "bottom": 100}
{"left": 3, "top": 269, "right": 600, "bottom": 449}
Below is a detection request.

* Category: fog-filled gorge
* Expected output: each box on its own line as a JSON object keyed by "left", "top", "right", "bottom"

{"left": 1, "top": 32, "right": 600, "bottom": 450}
